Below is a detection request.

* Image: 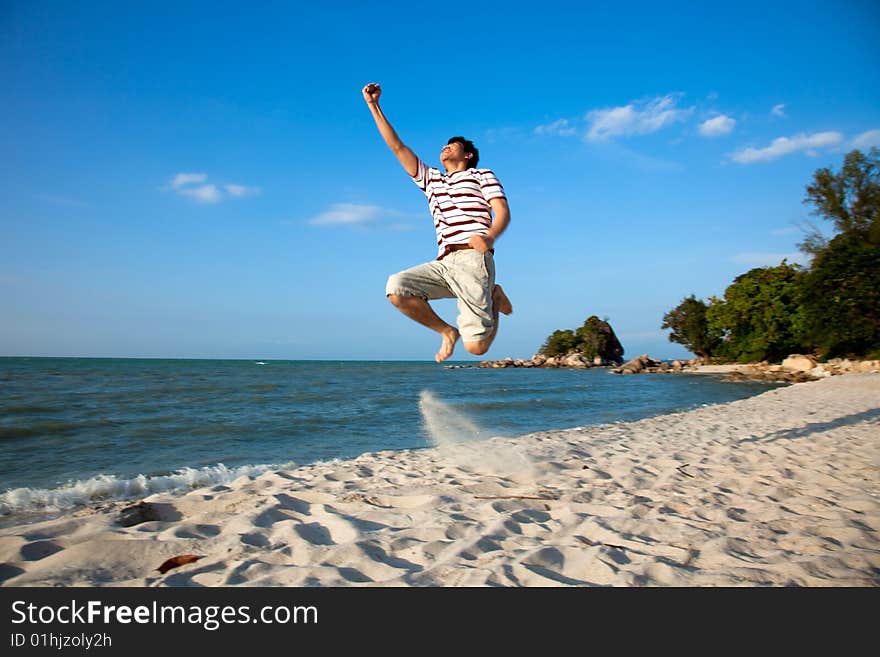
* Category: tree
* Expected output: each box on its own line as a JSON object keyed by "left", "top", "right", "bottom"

{"left": 539, "top": 329, "right": 578, "bottom": 357}
{"left": 706, "top": 262, "right": 806, "bottom": 363}
{"left": 800, "top": 148, "right": 880, "bottom": 255}
{"left": 796, "top": 148, "right": 880, "bottom": 358}
{"left": 662, "top": 150, "right": 880, "bottom": 364}
{"left": 574, "top": 316, "right": 624, "bottom": 361}
{"left": 538, "top": 317, "right": 624, "bottom": 362}
{"left": 661, "top": 295, "right": 721, "bottom": 357}
{"left": 800, "top": 232, "right": 880, "bottom": 358}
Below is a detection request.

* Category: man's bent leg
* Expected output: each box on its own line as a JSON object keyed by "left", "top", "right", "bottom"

{"left": 443, "top": 250, "right": 505, "bottom": 357}
{"left": 386, "top": 262, "right": 459, "bottom": 363}
{"left": 462, "top": 284, "right": 507, "bottom": 355}
{"left": 462, "top": 316, "right": 497, "bottom": 355}
{"left": 387, "top": 294, "right": 460, "bottom": 362}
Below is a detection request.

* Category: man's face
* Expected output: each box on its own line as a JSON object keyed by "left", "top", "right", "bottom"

{"left": 440, "top": 141, "right": 468, "bottom": 165}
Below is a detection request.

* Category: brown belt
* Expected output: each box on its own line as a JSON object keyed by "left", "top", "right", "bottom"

{"left": 438, "top": 243, "right": 495, "bottom": 260}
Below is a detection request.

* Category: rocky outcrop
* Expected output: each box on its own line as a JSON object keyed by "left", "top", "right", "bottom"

{"left": 616, "top": 354, "right": 662, "bottom": 374}
{"left": 781, "top": 354, "right": 817, "bottom": 372}
{"left": 611, "top": 355, "right": 705, "bottom": 374}
{"left": 470, "top": 355, "right": 880, "bottom": 379}
{"left": 722, "top": 358, "right": 879, "bottom": 382}
{"left": 608, "top": 355, "right": 880, "bottom": 383}
{"left": 722, "top": 366, "right": 820, "bottom": 384}
{"left": 573, "top": 316, "right": 624, "bottom": 364}
{"left": 477, "top": 352, "right": 622, "bottom": 369}
{"left": 536, "top": 316, "right": 625, "bottom": 364}
{"left": 814, "top": 358, "right": 880, "bottom": 374}
{"left": 475, "top": 315, "right": 628, "bottom": 369}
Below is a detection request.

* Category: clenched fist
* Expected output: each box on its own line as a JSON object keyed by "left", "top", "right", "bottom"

{"left": 362, "top": 82, "right": 381, "bottom": 105}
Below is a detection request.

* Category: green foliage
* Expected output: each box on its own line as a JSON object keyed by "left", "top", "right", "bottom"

{"left": 800, "top": 232, "right": 880, "bottom": 358}
{"left": 800, "top": 148, "right": 880, "bottom": 255}
{"left": 539, "top": 316, "right": 624, "bottom": 361}
{"left": 798, "top": 148, "right": 880, "bottom": 357}
{"left": 540, "top": 329, "right": 578, "bottom": 357}
{"left": 662, "top": 149, "right": 880, "bottom": 363}
{"left": 661, "top": 295, "right": 721, "bottom": 357}
{"left": 705, "top": 263, "right": 806, "bottom": 363}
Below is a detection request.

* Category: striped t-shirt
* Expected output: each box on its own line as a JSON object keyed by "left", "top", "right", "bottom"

{"left": 412, "top": 159, "right": 506, "bottom": 259}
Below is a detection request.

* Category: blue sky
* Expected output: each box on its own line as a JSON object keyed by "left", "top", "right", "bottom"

{"left": 3, "top": 1, "right": 879, "bottom": 361}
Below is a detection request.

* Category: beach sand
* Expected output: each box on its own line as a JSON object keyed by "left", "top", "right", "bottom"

{"left": 1, "top": 373, "right": 877, "bottom": 587}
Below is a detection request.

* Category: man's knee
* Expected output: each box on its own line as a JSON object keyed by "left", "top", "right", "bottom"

{"left": 386, "top": 271, "right": 405, "bottom": 306}
{"left": 463, "top": 341, "right": 489, "bottom": 355}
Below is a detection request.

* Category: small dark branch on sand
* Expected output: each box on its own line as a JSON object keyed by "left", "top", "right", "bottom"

{"left": 474, "top": 494, "right": 556, "bottom": 501}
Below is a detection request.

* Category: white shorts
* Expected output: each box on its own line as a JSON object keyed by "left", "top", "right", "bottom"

{"left": 385, "top": 249, "right": 496, "bottom": 342}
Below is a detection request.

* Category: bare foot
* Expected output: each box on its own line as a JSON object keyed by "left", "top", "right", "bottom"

{"left": 435, "top": 327, "right": 460, "bottom": 363}
{"left": 493, "top": 284, "right": 513, "bottom": 315}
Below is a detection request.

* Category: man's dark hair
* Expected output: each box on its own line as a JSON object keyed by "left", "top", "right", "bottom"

{"left": 448, "top": 136, "right": 479, "bottom": 169}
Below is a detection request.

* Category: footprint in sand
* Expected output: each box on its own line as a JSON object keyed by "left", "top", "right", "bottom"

{"left": 20, "top": 540, "right": 64, "bottom": 561}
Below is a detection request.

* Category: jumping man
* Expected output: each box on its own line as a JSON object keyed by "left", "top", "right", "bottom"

{"left": 362, "top": 82, "right": 513, "bottom": 363}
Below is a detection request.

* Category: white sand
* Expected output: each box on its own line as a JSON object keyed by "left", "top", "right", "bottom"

{"left": 1, "top": 374, "right": 877, "bottom": 587}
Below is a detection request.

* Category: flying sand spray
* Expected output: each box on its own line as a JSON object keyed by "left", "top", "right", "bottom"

{"left": 418, "top": 390, "right": 533, "bottom": 474}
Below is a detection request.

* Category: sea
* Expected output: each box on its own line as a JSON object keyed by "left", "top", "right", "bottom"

{"left": 0, "top": 357, "right": 783, "bottom": 523}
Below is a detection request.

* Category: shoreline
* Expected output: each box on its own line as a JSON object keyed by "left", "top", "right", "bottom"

{"left": 0, "top": 368, "right": 779, "bottom": 520}
{"left": 1, "top": 373, "right": 877, "bottom": 586}
{"left": 478, "top": 353, "right": 880, "bottom": 385}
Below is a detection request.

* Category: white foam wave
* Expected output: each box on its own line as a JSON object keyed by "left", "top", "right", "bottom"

{"left": 0, "top": 461, "right": 296, "bottom": 516}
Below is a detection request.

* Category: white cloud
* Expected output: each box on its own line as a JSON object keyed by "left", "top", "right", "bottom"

{"left": 308, "top": 203, "right": 384, "bottom": 226}
{"left": 585, "top": 94, "right": 693, "bottom": 141}
{"left": 178, "top": 184, "right": 222, "bottom": 204}
{"left": 535, "top": 118, "right": 577, "bottom": 137}
{"left": 731, "top": 131, "right": 844, "bottom": 164}
{"left": 698, "top": 114, "right": 736, "bottom": 137}
{"left": 306, "top": 203, "right": 416, "bottom": 228}
{"left": 852, "top": 129, "right": 880, "bottom": 149}
{"left": 167, "top": 173, "right": 258, "bottom": 203}
{"left": 171, "top": 172, "right": 207, "bottom": 188}
{"left": 224, "top": 184, "right": 260, "bottom": 198}
{"left": 771, "top": 104, "right": 786, "bottom": 118}
{"left": 730, "top": 252, "right": 808, "bottom": 267}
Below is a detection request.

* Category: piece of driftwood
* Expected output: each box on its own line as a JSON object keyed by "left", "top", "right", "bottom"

{"left": 474, "top": 495, "right": 553, "bottom": 501}
{"left": 156, "top": 554, "right": 204, "bottom": 574}
{"left": 576, "top": 536, "right": 627, "bottom": 550}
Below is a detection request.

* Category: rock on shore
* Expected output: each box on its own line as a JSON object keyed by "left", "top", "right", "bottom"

{"left": 609, "top": 353, "right": 880, "bottom": 383}
{"left": 476, "top": 351, "right": 880, "bottom": 383}
{"left": 477, "top": 352, "right": 622, "bottom": 369}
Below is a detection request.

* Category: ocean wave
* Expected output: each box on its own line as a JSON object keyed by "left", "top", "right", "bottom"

{"left": 0, "top": 461, "right": 297, "bottom": 517}
{"left": 0, "top": 418, "right": 125, "bottom": 440}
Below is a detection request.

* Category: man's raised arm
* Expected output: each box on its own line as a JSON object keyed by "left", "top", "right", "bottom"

{"left": 362, "top": 83, "right": 419, "bottom": 177}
